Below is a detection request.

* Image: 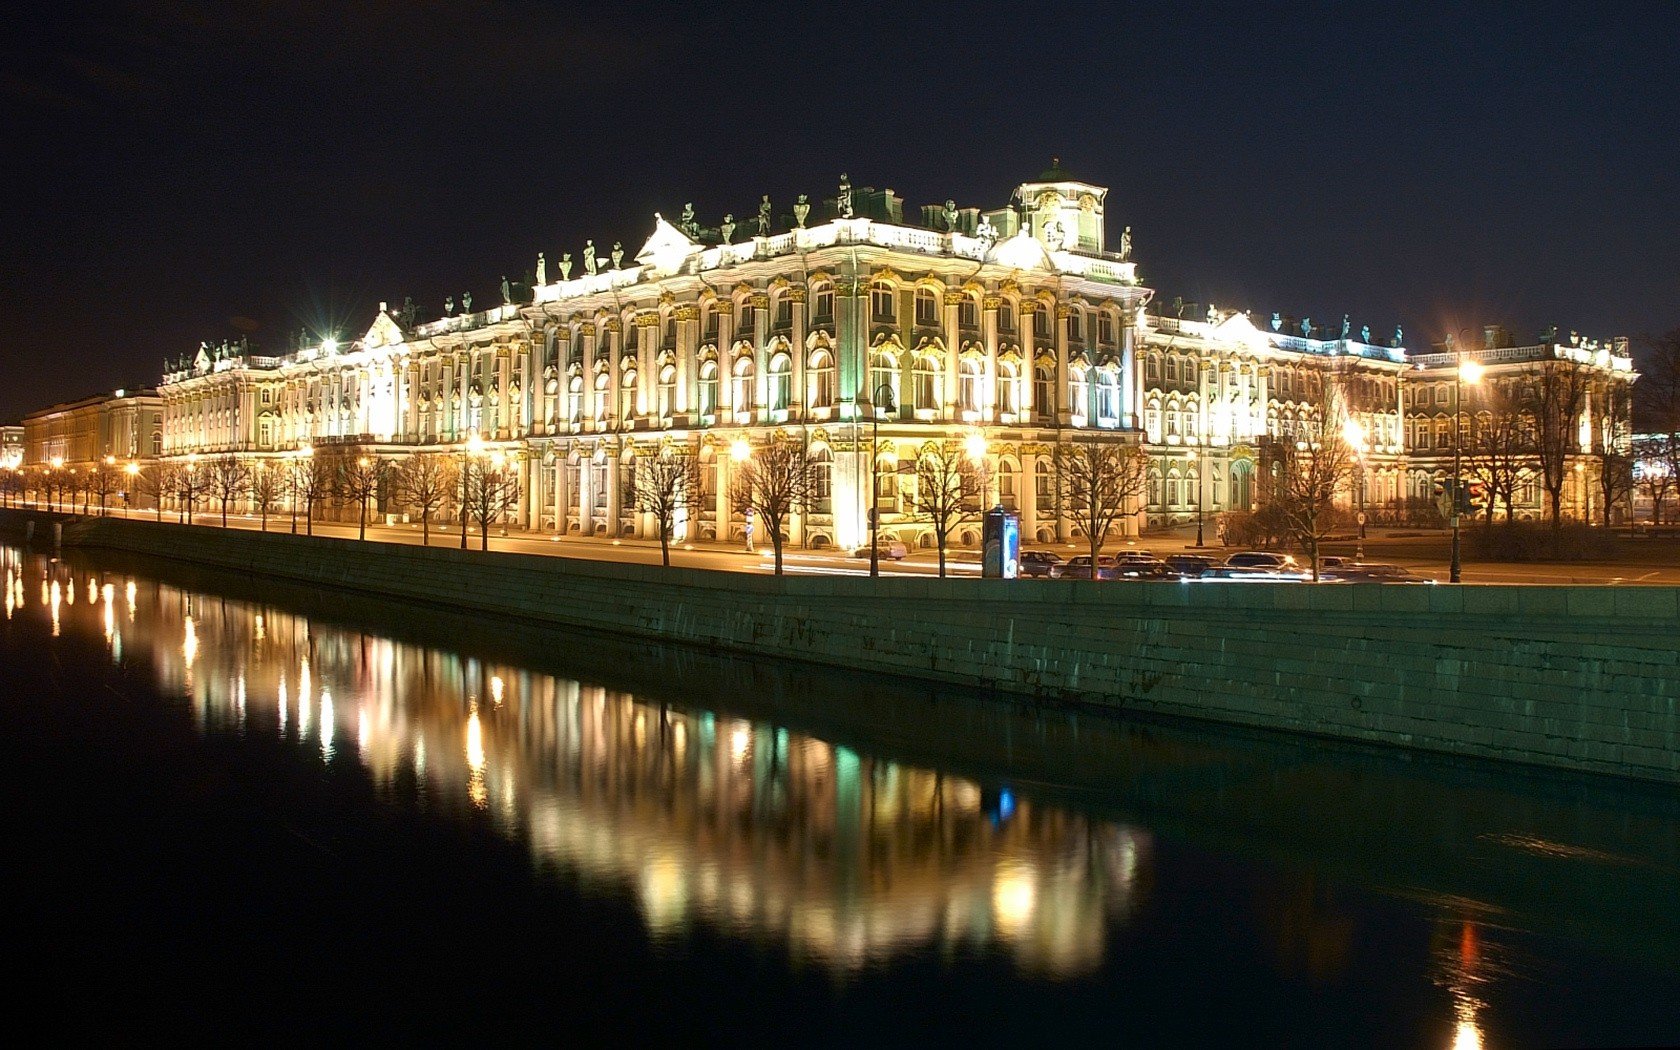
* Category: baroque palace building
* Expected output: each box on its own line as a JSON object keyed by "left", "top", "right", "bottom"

{"left": 152, "top": 166, "right": 1635, "bottom": 546}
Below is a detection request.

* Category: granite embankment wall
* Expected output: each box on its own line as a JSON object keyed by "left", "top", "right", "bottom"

{"left": 10, "top": 510, "right": 1679, "bottom": 784}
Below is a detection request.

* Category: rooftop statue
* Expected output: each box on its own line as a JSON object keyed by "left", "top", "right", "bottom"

{"left": 559, "top": 253, "right": 572, "bottom": 280}
{"left": 610, "top": 242, "right": 623, "bottom": 269}
{"left": 462, "top": 291, "right": 472, "bottom": 312}
{"left": 720, "top": 213, "right": 735, "bottom": 244}
{"left": 583, "top": 240, "right": 598, "bottom": 276}
{"left": 1207, "top": 304, "right": 1219, "bottom": 325}
{"left": 536, "top": 252, "right": 546, "bottom": 286}
{"left": 1301, "top": 317, "right": 1313, "bottom": 338}
{"left": 1270, "top": 312, "right": 1282, "bottom": 332}
{"left": 1393, "top": 324, "right": 1403, "bottom": 348}
{"left": 757, "top": 195, "right": 772, "bottom": 236}
{"left": 1361, "top": 324, "right": 1371, "bottom": 344}
{"left": 1341, "top": 314, "right": 1350, "bottom": 340}
{"left": 793, "top": 194, "right": 810, "bottom": 229}
{"left": 943, "top": 199, "right": 959, "bottom": 232}
{"left": 680, "top": 202, "right": 697, "bottom": 239}
{"left": 975, "top": 216, "right": 997, "bottom": 247}
{"left": 837, "top": 173, "right": 853, "bottom": 219}
{"left": 501, "top": 275, "right": 512, "bottom": 304}
{"left": 444, "top": 295, "right": 455, "bottom": 316}
{"left": 1119, "top": 225, "right": 1132, "bottom": 261}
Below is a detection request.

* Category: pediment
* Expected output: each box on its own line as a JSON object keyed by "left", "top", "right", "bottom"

{"left": 989, "top": 230, "right": 1052, "bottom": 271}
{"left": 361, "top": 310, "right": 406, "bottom": 350}
{"left": 635, "top": 215, "right": 701, "bottom": 272}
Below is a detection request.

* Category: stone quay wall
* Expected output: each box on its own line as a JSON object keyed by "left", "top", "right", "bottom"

{"left": 11, "top": 510, "right": 1678, "bottom": 784}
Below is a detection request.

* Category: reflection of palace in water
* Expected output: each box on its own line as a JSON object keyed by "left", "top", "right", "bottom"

{"left": 6, "top": 547, "right": 1148, "bottom": 976}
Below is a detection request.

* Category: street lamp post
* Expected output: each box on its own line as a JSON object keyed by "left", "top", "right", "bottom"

{"left": 868, "top": 382, "right": 897, "bottom": 578}
{"left": 1446, "top": 333, "right": 1485, "bottom": 584}
{"left": 124, "top": 461, "right": 140, "bottom": 517}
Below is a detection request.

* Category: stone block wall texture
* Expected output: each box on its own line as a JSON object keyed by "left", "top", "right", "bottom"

{"left": 24, "top": 512, "right": 1680, "bottom": 784}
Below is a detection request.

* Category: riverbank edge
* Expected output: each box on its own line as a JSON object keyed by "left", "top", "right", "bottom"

{"left": 7, "top": 508, "right": 1678, "bottom": 785}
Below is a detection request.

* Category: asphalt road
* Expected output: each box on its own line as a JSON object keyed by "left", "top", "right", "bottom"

{"left": 29, "top": 506, "right": 1680, "bottom": 585}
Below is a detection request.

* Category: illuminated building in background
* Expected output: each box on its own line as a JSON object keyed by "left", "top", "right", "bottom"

{"left": 150, "top": 165, "right": 1634, "bottom": 540}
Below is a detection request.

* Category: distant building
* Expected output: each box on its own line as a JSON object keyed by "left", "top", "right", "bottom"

{"left": 22, "top": 388, "right": 163, "bottom": 469}
{"left": 0, "top": 425, "right": 21, "bottom": 470}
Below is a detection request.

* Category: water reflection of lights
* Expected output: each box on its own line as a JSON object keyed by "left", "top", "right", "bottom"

{"left": 466, "top": 707, "right": 487, "bottom": 809}
{"left": 50, "top": 578, "right": 62, "bottom": 636}
{"left": 319, "top": 689, "right": 334, "bottom": 761}
{"left": 15, "top": 560, "right": 1152, "bottom": 980}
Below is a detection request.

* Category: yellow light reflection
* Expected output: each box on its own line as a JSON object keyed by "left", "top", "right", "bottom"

{"left": 297, "top": 660, "right": 312, "bottom": 737}
{"left": 320, "top": 689, "right": 335, "bottom": 760}
{"left": 125, "top": 579, "right": 136, "bottom": 620}
{"left": 181, "top": 615, "right": 197, "bottom": 666}
{"left": 466, "top": 707, "right": 487, "bottom": 808}
{"left": 992, "top": 861, "right": 1039, "bottom": 938}
{"left": 50, "top": 578, "right": 62, "bottom": 637}
{"left": 278, "top": 674, "right": 288, "bottom": 733}
{"left": 490, "top": 674, "right": 504, "bottom": 706}
{"left": 254, "top": 614, "right": 265, "bottom": 643}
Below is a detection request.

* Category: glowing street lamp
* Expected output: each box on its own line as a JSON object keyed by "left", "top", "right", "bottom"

{"left": 1445, "top": 333, "right": 1485, "bottom": 583}
{"left": 730, "top": 437, "right": 752, "bottom": 462}
{"left": 1342, "top": 418, "right": 1368, "bottom": 558}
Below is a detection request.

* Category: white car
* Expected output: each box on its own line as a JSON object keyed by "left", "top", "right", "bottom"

{"left": 850, "top": 539, "right": 908, "bottom": 560}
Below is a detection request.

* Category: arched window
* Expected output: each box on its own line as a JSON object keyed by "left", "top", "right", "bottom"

{"left": 1034, "top": 306, "right": 1051, "bottom": 340}
{"left": 1035, "top": 459, "right": 1053, "bottom": 500}
{"left": 1068, "top": 366, "right": 1089, "bottom": 422}
{"left": 959, "top": 357, "right": 982, "bottom": 414}
{"left": 875, "top": 452, "right": 900, "bottom": 506}
{"left": 1166, "top": 473, "right": 1181, "bottom": 507}
{"left": 1148, "top": 469, "right": 1163, "bottom": 508}
{"left": 698, "top": 360, "right": 719, "bottom": 419}
{"left": 808, "top": 349, "right": 835, "bottom": 410}
{"left": 998, "top": 301, "right": 1016, "bottom": 333}
{"left": 998, "top": 460, "right": 1017, "bottom": 510}
{"left": 998, "top": 360, "right": 1019, "bottom": 415}
{"left": 732, "top": 356, "right": 755, "bottom": 417}
{"left": 620, "top": 367, "right": 637, "bottom": 423}
{"left": 1097, "top": 370, "right": 1120, "bottom": 424}
{"left": 1068, "top": 310, "right": 1084, "bottom": 344}
{"left": 810, "top": 446, "right": 833, "bottom": 513}
{"left": 912, "top": 355, "right": 940, "bottom": 412}
{"left": 870, "top": 350, "right": 899, "bottom": 413}
{"left": 871, "top": 281, "right": 895, "bottom": 321}
{"left": 768, "top": 352, "right": 792, "bottom": 412}
{"left": 1033, "top": 363, "right": 1052, "bottom": 418}
{"left": 657, "top": 364, "right": 677, "bottom": 419}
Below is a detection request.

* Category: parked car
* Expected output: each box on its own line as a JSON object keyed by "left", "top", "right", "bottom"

{"left": 1061, "top": 554, "right": 1120, "bottom": 580}
{"left": 849, "top": 539, "right": 908, "bottom": 560}
{"left": 1163, "top": 554, "right": 1214, "bottom": 578}
{"left": 1019, "top": 550, "right": 1065, "bottom": 578}
{"left": 1114, "top": 557, "right": 1171, "bottom": 579}
{"left": 1115, "top": 549, "right": 1156, "bottom": 562}
{"left": 1225, "top": 551, "right": 1297, "bottom": 570}
{"left": 1321, "top": 562, "right": 1432, "bottom": 584}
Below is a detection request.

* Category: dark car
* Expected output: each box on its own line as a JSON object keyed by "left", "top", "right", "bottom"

{"left": 1321, "top": 562, "right": 1432, "bottom": 584}
{"left": 1061, "top": 554, "right": 1120, "bottom": 580}
{"left": 1019, "top": 550, "right": 1065, "bottom": 578}
{"left": 1163, "top": 554, "right": 1214, "bottom": 578}
{"left": 1225, "top": 551, "right": 1297, "bottom": 571}
{"left": 1114, "top": 557, "right": 1170, "bottom": 579}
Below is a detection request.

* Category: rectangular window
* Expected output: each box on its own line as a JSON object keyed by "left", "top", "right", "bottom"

{"left": 915, "top": 294, "right": 938, "bottom": 327}
{"left": 958, "top": 299, "right": 977, "bottom": 327}
{"left": 1099, "top": 315, "right": 1114, "bottom": 344}
{"left": 814, "top": 290, "right": 834, "bottom": 320}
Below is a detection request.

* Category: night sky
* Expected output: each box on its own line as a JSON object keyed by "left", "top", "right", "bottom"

{"left": 3, "top": 1, "right": 1676, "bottom": 423}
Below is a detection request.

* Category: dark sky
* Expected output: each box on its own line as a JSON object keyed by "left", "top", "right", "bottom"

{"left": 3, "top": 0, "right": 1677, "bottom": 422}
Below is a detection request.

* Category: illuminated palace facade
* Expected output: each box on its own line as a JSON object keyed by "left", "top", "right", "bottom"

{"left": 155, "top": 169, "right": 1635, "bottom": 543}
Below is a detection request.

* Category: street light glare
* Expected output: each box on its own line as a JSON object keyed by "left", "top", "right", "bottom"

{"left": 1459, "top": 360, "right": 1485, "bottom": 385}
{"left": 965, "top": 433, "right": 988, "bottom": 462}
{"left": 730, "top": 438, "right": 752, "bottom": 462}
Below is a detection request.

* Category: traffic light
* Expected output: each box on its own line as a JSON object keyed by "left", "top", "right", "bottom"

{"left": 1461, "top": 482, "right": 1485, "bottom": 517}
{"left": 1434, "top": 479, "right": 1452, "bottom": 519}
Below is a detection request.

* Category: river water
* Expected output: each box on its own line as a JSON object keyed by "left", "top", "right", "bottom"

{"left": 2, "top": 542, "right": 1676, "bottom": 1045}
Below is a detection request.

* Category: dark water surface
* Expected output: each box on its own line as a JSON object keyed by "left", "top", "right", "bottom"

{"left": 2, "top": 543, "right": 1677, "bottom": 1046}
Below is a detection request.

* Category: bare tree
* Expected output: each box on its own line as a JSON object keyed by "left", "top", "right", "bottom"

{"left": 135, "top": 462, "right": 176, "bottom": 521}
{"left": 1517, "top": 358, "right": 1592, "bottom": 528}
{"left": 632, "top": 447, "right": 701, "bottom": 567}
{"left": 1052, "top": 437, "right": 1150, "bottom": 576}
{"left": 250, "top": 462, "right": 284, "bottom": 531}
{"left": 289, "top": 453, "right": 335, "bottom": 536}
{"left": 87, "top": 459, "right": 121, "bottom": 516}
{"left": 392, "top": 453, "right": 458, "bottom": 546}
{"left": 172, "top": 459, "right": 208, "bottom": 524}
{"left": 0, "top": 468, "right": 19, "bottom": 508}
{"left": 205, "top": 453, "right": 252, "bottom": 527}
{"left": 728, "top": 435, "right": 813, "bottom": 575}
{"left": 1462, "top": 381, "right": 1533, "bottom": 525}
{"left": 907, "top": 440, "right": 987, "bottom": 577}
{"left": 1262, "top": 383, "right": 1357, "bottom": 580}
{"left": 460, "top": 453, "right": 522, "bottom": 551}
{"left": 1593, "top": 382, "right": 1635, "bottom": 526}
{"left": 337, "top": 451, "right": 390, "bottom": 541}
